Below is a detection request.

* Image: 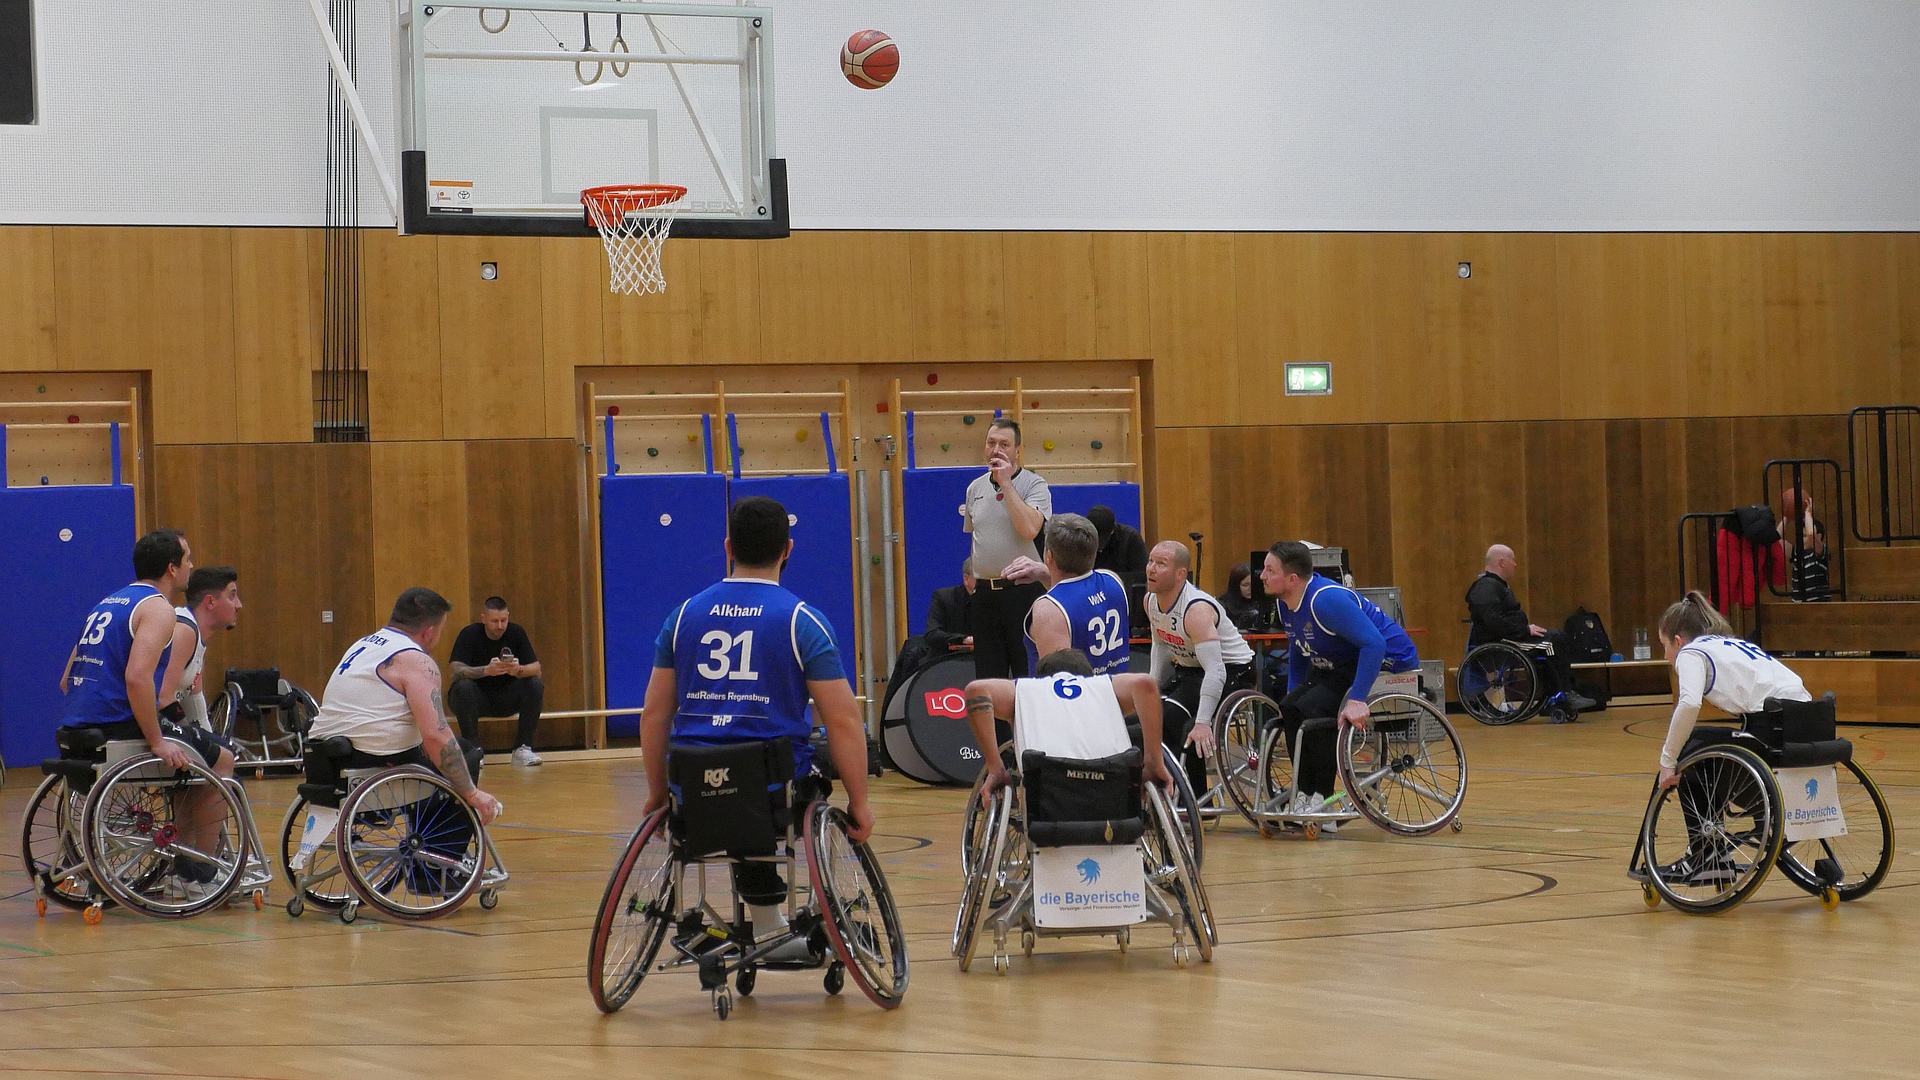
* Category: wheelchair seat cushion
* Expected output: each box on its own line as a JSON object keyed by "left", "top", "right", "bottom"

{"left": 667, "top": 738, "right": 795, "bottom": 860}
{"left": 1779, "top": 738, "right": 1852, "bottom": 769}
{"left": 55, "top": 725, "right": 110, "bottom": 756}
{"left": 1021, "top": 748, "right": 1143, "bottom": 848}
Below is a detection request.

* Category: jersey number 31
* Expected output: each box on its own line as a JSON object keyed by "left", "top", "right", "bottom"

{"left": 697, "top": 630, "right": 761, "bottom": 680}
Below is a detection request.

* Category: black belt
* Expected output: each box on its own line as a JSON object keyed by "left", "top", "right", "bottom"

{"left": 978, "top": 576, "right": 1033, "bottom": 591}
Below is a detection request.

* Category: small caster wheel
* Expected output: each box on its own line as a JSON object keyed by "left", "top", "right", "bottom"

{"left": 714, "top": 990, "right": 732, "bottom": 1021}
{"left": 1257, "top": 825, "right": 1272, "bottom": 840}
{"left": 824, "top": 962, "right": 845, "bottom": 996}
{"left": 992, "top": 952, "right": 1009, "bottom": 975}
{"left": 1021, "top": 930, "right": 1035, "bottom": 957}
{"left": 1173, "top": 943, "right": 1190, "bottom": 968}
{"left": 252, "top": 890, "right": 266, "bottom": 911}
{"left": 479, "top": 889, "right": 499, "bottom": 910}
{"left": 737, "top": 966, "right": 756, "bottom": 997}
{"left": 287, "top": 896, "right": 305, "bottom": 918}
{"left": 1302, "top": 822, "right": 1321, "bottom": 841}
{"left": 1641, "top": 884, "right": 1660, "bottom": 909}
{"left": 1820, "top": 887, "right": 1840, "bottom": 911}
{"left": 1117, "top": 928, "right": 1129, "bottom": 954}
{"left": 340, "top": 903, "right": 358, "bottom": 925}
{"left": 35, "top": 896, "right": 47, "bottom": 918}
{"left": 83, "top": 904, "right": 104, "bottom": 925}
{"left": 1451, "top": 819, "right": 1465, "bottom": 833}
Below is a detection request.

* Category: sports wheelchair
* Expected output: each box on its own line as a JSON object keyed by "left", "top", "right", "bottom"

{"left": 1632, "top": 694, "right": 1893, "bottom": 916}
{"left": 1457, "top": 640, "right": 1556, "bottom": 725}
{"left": 280, "top": 735, "right": 509, "bottom": 923}
{"left": 209, "top": 667, "right": 316, "bottom": 771}
{"left": 586, "top": 738, "right": 908, "bottom": 1020}
{"left": 955, "top": 742, "right": 1212, "bottom": 973}
{"left": 21, "top": 727, "right": 271, "bottom": 922}
{"left": 1209, "top": 673, "right": 1467, "bottom": 839}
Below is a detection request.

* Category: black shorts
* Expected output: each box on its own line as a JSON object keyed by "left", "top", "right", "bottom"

{"left": 76, "top": 719, "right": 233, "bottom": 769}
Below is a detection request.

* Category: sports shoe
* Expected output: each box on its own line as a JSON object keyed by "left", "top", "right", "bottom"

{"left": 1566, "top": 692, "right": 1598, "bottom": 713}
{"left": 511, "top": 745, "right": 543, "bottom": 767}
{"left": 1630, "top": 852, "right": 1737, "bottom": 886}
{"left": 1290, "top": 791, "right": 1328, "bottom": 817}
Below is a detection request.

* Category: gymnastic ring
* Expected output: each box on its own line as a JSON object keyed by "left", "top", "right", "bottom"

{"left": 609, "top": 35, "right": 630, "bottom": 78}
{"left": 478, "top": 8, "right": 510, "bottom": 33}
{"left": 575, "top": 45, "right": 603, "bottom": 86}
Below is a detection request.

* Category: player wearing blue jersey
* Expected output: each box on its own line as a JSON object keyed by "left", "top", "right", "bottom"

{"left": 639, "top": 496, "right": 872, "bottom": 958}
{"left": 60, "top": 530, "right": 239, "bottom": 891}
{"left": 1261, "top": 541, "right": 1421, "bottom": 821}
{"left": 1017, "top": 513, "right": 1132, "bottom": 677}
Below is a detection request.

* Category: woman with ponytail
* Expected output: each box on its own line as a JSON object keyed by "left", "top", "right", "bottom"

{"left": 1652, "top": 590, "right": 1810, "bottom": 790}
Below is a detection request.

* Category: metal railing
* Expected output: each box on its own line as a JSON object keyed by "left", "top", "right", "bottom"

{"left": 1762, "top": 458, "right": 1844, "bottom": 602}
{"left": 1849, "top": 405, "right": 1920, "bottom": 545}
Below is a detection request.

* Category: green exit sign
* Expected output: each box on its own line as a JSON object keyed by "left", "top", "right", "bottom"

{"left": 1284, "top": 362, "right": 1332, "bottom": 396}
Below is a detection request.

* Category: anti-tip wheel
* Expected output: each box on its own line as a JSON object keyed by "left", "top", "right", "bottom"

{"left": 286, "top": 896, "right": 305, "bottom": 918}
{"left": 824, "top": 962, "right": 845, "bottom": 996}
{"left": 339, "top": 903, "right": 358, "bottom": 925}
{"left": 1451, "top": 819, "right": 1465, "bottom": 833}
{"left": 34, "top": 896, "right": 46, "bottom": 918}
{"left": 1173, "top": 942, "right": 1190, "bottom": 968}
{"left": 479, "top": 889, "right": 499, "bottom": 910}
{"left": 1302, "top": 822, "right": 1321, "bottom": 841}
{"left": 1821, "top": 888, "right": 1841, "bottom": 911}
{"left": 993, "top": 953, "right": 1009, "bottom": 976}
{"left": 252, "top": 891, "right": 266, "bottom": 911}
{"left": 1022, "top": 930, "right": 1035, "bottom": 957}
{"left": 1641, "top": 884, "right": 1660, "bottom": 909}
{"left": 83, "top": 904, "right": 104, "bottom": 925}
{"left": 714, "top": 990, "right": 732, "bottom": 1021}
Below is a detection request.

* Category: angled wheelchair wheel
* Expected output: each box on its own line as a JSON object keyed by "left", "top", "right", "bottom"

{"left": 587, "top": 809, "right": 676, "bottom": 1014}
{"left": 1641, "top": 743, "right": 1783, "bottom": 915}
{"left": 21, "top": 774, "right": 106, "bottom": 913}
{"left": 961, "top": 741, "right": 1016, "bottom": 878}
{"left": 955, "top": 784, "right": 1013, "bottom": 969}
{"left": 1775, "top": 758, "right": 1893, "bottom": 904}
{"left": 1214, "top": 689, "right": 1278, "bottom": 828}
{"left": 1254, "top": 723, "right": 1297, "bottom": 834}
{"left": 1143, "top": 784, "right": 1213, "bottom": 960}
{"left": 335, "top": 766, "right": 484, "bottom": 921}
{"left": 1160, "top": 744, "right": 1205, "bottom": 869}
{"left": 81, "top": 753, "right": 249, "bottom": 919}
{"left": 278, "top": 795, "right": 351, "bottom": 911}
{"left": 807, "top": 801, "right": 909, "bottom": 1009}
{"left": 1458, "top": 642, "right": 1544, "bottom": 725}
{"left": 1338, "top": 695, "right": 1467, "bottom": 837}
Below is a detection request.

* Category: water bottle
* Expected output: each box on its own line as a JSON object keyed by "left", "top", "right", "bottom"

{"left": 1633, "top": 628, "right": 1650, "bottom": 661}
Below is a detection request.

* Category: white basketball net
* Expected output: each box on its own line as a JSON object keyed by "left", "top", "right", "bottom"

{"left": 583, "top": 186, "right": 686, "bottom": 296}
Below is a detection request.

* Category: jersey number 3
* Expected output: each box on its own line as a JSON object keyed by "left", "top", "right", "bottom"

{"left": 697, "top": 630, "right": 761, "bottom": 681}
{"left": 1084, "top": 611, "right": 1125, "bottom": 658}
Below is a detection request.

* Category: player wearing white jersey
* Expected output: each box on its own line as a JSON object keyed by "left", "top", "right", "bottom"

{"left": 1144, "top": 541, "right": 1255, "bottom": 793}
{"left": 308, "top": 587, "right": 501, "bottom": 822}
{"left": 1654, "top": 590, "right": 1811, "bottom": 785}
{"left": 159, "top": 566, "right": 241, "bottom": 731}
{"left": 963, "top": 648, "right": 1173, "bottom": 795}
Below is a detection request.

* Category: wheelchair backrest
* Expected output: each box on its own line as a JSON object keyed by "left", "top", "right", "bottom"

{"left": 667, "top": 738, "right": 795, "bottom": 860}
{"left": 227, "top": 667, "right": 288, "bottom": 710}
{"left": 1743, "top": 693, "right": 1838, "bottom": 749}
{"left": 1021, "top": 748, "right": 1146, "bottom": 848}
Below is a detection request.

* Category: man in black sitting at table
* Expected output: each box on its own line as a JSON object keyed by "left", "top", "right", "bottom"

{"left": 1467, "top": 545, "right": 1595, "bottom": 723}
{"left": 924, "top": 559, "right": 975, "bottom": 653}
{"left": 449, "top": 596, "right": 546, "bottom": 766}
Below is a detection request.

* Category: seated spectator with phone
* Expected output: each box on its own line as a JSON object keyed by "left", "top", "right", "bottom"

{"left": 448, "top": 595, "right": 547, "bottom": 766}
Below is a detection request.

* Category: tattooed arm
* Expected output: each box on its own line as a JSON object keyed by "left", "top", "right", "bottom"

{"left": 389, "top": 649, "right": 501, "bottom": 824}
{"left": 963, "top": 679, "right": 1017, "bottom": 791}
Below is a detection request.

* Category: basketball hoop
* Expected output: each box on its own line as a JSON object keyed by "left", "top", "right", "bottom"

{"left": 582, "top": 184, "right": 688, "bottom": 296}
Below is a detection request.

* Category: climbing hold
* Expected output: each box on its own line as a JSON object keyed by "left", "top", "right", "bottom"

{"left": 687, "top": 433, "right": 698, "bottom": 442}
{"left": 940, "top": 443, "right": 950, "bottom": 452}
{"left": 611, "top": 463, "right": 622, "bottom": 474}
{"left": 608, "top": 405, "right": 621, "bottom": 416}
{"left": 796, "top": 429, "right": 808, "bottom": 442}
{"left": 66, "top": 415, "right": 78, "bottom": 424}
{"left": 1031, "top": 401, "right": 1039, "bottom": 410}
{"left": 1091, "top": 440, "right": 1104, "bottom": 450}
{"left": 40, "top": 476, "right": 50, "bottom": 486}
{"left": 926, "top": 373, "right": 939, "bottom": 385}
{"left": 1042, "top": 439, "right": 1056, "bottom": 452}
{"left": 646, "top": 447, "right": 659, "bottom": 457}
{"left": 871, "top": 554, "right": 882, "bottom": 565}
{"left": 36, "top": 384, "right": 45, "bottom": 393}
{"left": 963, "top": 414, "right": 976, "bottom": 425}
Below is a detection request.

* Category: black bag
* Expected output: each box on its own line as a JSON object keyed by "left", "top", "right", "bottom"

{"left": 1562, "top": 607, "right": 1612, "bottom": 663}
{"left": 1020, "top": 748, "right": 1146, "bottom": 848}
{"left": 1727, "top": 505, "right": 1781, "bottom": 546}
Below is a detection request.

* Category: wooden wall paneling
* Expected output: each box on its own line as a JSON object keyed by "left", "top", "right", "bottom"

{"left": 52, "top": 227, "right": 237, "bottom": 445}
{"left": 152, "top": 443, "right": 374, "bottom": 697}
{"left": 1146, "top": 233, "right": 1237, "bottom": 428}
{"left": 1680, "top": 416, "right": 1738, "bottom": 516}
{"left": 1555, "top": 234, "right": 1689, "bottom": 420}
{"left": 1520, "top": 421, "right": 1611, "bottom": 630}
{"left": 1896, "top": 234, "right": 1920, "bottom": 404}
{"left": 1322, "top": 425, "right": 1396, "bottom": 588}
{"left": 230, "top": 228, "right": 316, "bottom": 442}
{"left": 694, "top": 238, "right": 764, "bottom": 364}
{"left": 602, "top": 238, "right": 700, "bottom": 366}
{"left": 0, "top": 226, "right": 56, "bottom": 371}
{"left": 439, "top": 235, "right": 547, "bottom": 439}
{"left": 758, "top": 232, "right": 913, "bottom": 363}
{"left": 539, "top": 238, "right": 605, "bottom": 439}
{"left": 1089, "top": 232, "right": 1151, "bottom": 359}
{"left": 1360, "top": 233, "right": 1447, "bottom": 424}
{"left": 1231, "top": 233, "right": 1307, "bottom": 426}
{"left": 1388, "top": 423, "right": 1526, "bottom": 664}
{"left": 370, "top": 441, "right": 472, "bottom": 672}
{"left": 1760, "top": 234, "right": 1901, "bottom": 413}
{"left": 1149, "top": 427, "right": 1214, "bottom": 583}
{"left": 1002, "top": 232, "right": 1097, "bottom": 361}
{"left": 909, "top": 231, "right": 1006, "bottom": 362}
{"left": 1678, "top": 233, "right": 1767, "bottom": 416}
{"left": 465, "top": 439, "right": 587, "bottom": 732}
{"left": 1604, "top": 419, "right": 1688, "bottom": 648}
{"left": 1442, "top": 233, "right": 1562, "bottom": 421}
{"left": 361, "top": 230, "right": 444, "bottom": 441}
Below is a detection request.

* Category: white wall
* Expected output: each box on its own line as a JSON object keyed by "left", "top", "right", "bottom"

{"left": 6, "top": 1, "right": 1920, "bottom": 229}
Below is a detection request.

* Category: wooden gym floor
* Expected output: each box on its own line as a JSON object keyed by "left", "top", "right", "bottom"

{"left": 1, "top": 704, "right": 1916, "bottom": 1080}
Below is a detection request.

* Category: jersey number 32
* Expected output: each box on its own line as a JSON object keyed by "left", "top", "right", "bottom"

{"left": 1084, "top": 612, "right": 1125, "bottom": 658}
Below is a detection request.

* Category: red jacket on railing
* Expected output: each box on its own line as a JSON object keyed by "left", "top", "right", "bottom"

{"left": 1715, "top": 528, "right": 1785, "bottom": 608}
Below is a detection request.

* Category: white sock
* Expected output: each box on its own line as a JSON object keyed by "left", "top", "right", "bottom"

{"left": 750, "top": 904, "right": 788, "bottom": 939}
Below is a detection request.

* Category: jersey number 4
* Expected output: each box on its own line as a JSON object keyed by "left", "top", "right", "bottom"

{"left": 697, "top": 630, "right": 761, "bottom": 681}
{"left": 1084, "top": 611, "right": 1125, "bottom": 658}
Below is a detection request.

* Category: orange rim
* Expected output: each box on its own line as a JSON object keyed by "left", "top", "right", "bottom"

{"left": 581, "top": 184, "right": 688, "bottom": 219}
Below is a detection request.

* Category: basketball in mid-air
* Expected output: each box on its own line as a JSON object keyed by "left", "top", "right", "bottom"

{"left": 841, "top": 30, "right": 899, "bottom": 89}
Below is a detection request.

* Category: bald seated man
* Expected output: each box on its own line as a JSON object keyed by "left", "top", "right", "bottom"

{"left": 1465, "top": 545, "right": 1595, "bottom": 723}
{"left": 1144, "top": 539, "right": 1256, "bottom": 794}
